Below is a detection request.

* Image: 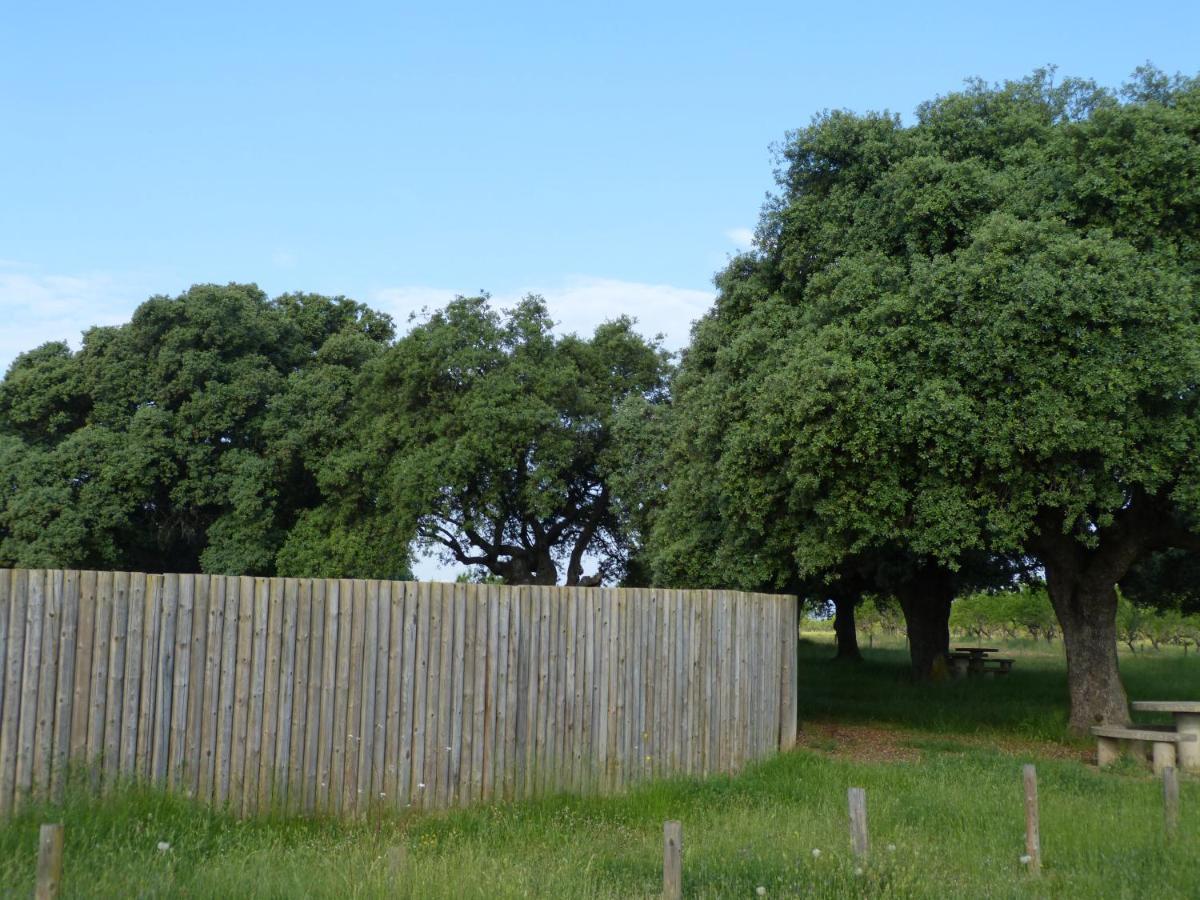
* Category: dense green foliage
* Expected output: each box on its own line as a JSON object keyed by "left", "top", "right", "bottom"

{"left": 645, "top": 67, "right": 1200, "bottom": 726}
{"left": 309, "top": 295, "right": 670, "bottom": 585}
{"left": 0, "top": 284, "right": 400, "bottom": 577}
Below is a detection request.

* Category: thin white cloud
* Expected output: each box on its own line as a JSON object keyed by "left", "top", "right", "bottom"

{"left": 726, "top": 227, "right": 755, "bottom": 250}
{"left": 371, "top": 276, "right": 714, "bottom": 351}
{"left": 0, "top": 268, "right": 147, "bottom": 373}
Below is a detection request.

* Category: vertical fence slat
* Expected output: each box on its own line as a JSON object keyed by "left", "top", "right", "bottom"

{"left": 185, "top": 574, "right": 209, "bottom": 798}
{"left": 197, "top": 575, "right": 224, "bottom": 804}
{"left": 396, "top": 581, "right": 417, "bottom": 810}
{"left": 372, "top": 580, "right": 390, "bottom": 807}
{"left": 119, "top": 574, "right": 145, "bottom": 779}
{"left": 469, "top": 583, "right": 487, "bottom": 805}
{"left": 0, "top": 570, "right": 28, "bottom": 814}
{"left": 383, "top": 581, "right": 403, "bottom": 809}
{"left": 50, "top": 572, "right": 78, "bottom": 801}
{"left": 355, "top": 579, "right": 379, "bottom": 813}
{"left": 101, "top": 571, "right": 129, "bottom": 787}
{"left": 257, "top": 577, "right": 284, "bottom": 811}
{"left": 167, "top": 573, "right": 193, "bottom": 791}
{"left": 281, "top": 577, "right": 305, "bottom": 811}
{"left": 16, "top": 570, "right": 46, "bottom": 808}
{"left": 435, "top": 581, "right": 456, "bottom": 809}
{"left": 453, "top": 583, "right": 473, "bottom": 807}
{"left": 33, "top": 570, "right": 60, "bottom": 800}
{"left": 214, "top": 577, "right": 240, "bottom": 808}
{"left": 501, "top": 584, "right": 519, "bottom": 802}
{"left": 302, "top": 578, "right": 325, "bottom": 814}
{"left": 317, "top": 579, "right": 339, "bottom": 813}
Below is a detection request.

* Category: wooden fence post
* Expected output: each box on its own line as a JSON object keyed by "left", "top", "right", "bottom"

{"left": 1163, "top": 766, "right": 1179, "bottom": 839}
{"left": 1022, "top": 764, "right": 1041, "bottom": 875}
{"left": 663, "top": 820, "right": 682, "bottom": 900}
{"left": 848, "top": 787, "right": 869, "bottom": 858}
{"left": 35, "top": 823, "right": 64, "bottom": 900}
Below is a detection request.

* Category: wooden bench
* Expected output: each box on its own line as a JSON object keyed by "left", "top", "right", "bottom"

{"left": 1091, "top": 725, "right": 1197, "bottom": 775}
{"left": 979, "top": 658, "right": 1014, "bottom": 677}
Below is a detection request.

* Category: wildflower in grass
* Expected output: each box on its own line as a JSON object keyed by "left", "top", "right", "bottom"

{"left": 887, "top": 844, "right": 896, "bottom": 853}
{"left": 756, "top": 886, "right": 767, "bottom": 896}
{"left": 1020, "top": 854, "right": 1032, "bottom": 865}
{"left": 854, "top": 867, "right": 864, "bottom": 876}
{"left": 811, "top": 848, "right": 821, "bottom": 859}
{"left": 157, "top": 841, "right": 170, "bottom": 852}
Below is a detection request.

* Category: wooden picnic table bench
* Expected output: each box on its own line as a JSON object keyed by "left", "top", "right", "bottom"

{"left": 1091, "top": 724, "right": 1197, "bottom": 775}
{"left": 1130, "top": 701, "right": 1200, "bottom": 772}
{"left": 946, "top": 648, "right": 1010, "bottom": 678}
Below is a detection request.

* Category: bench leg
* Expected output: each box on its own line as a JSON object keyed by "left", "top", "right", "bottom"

{"left": 1097, "top": 736, "right": 1120, "bottom": 767}
{"left": 1152, "top": 742, "right": 1177, "bottom": 776}
{"left": 1176, "top": 714, "right": 1200, "bottom": 772}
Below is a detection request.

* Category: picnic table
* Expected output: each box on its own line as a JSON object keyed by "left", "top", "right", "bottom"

{"left": 946, "top": 647, "right": 1012, "bottom": 678}
{"left": 1131, "top": 701, "right": 1200, "bottom": 771}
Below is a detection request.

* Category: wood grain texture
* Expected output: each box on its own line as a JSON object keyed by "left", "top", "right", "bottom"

{"left": 0, "top": 569, "right": 796, "bottom": 820}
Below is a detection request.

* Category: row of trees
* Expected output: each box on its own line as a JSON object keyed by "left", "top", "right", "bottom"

{"left": 0, "top": 288, "right": 668, "bottom": 587}
{"left": 3, "top": 66, "right": 1198, "bottom": 731}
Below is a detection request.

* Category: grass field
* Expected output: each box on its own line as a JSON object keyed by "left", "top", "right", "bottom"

{"left": 1, "top": 635, "right": 1197, "bottom": 898}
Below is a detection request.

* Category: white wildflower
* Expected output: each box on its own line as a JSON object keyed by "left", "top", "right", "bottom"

{"left": 811, "top": 848, "right": 821, "bottom": 859}
{"left": 756, "top": 887, "right": 767, "bottom": 897}
{"left": 887, "top": 843, "right": 896, "bottom": 853}
{"left": 1019, "top": 854, "right": 1032, "bottom": 865}
{"left": 418, "top": 782, "right": 426, "bottom": 789}
{"left": 157, "top": 841, "right": 171, "bottom": 852}
{"left": 854, "top": 867, "right": 863, "bottom": 876}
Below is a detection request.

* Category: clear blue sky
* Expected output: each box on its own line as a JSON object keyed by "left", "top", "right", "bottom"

{"left": 2, "top": 1, "right": 1196, "bottom": 575}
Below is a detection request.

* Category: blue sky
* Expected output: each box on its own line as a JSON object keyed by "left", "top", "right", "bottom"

{"left": 2, "top": 1, "right": 1197, "bottom": 575}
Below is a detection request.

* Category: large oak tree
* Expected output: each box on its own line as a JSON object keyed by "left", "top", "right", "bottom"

{"left": 649, "top": 68, "right": 1200, "bottom": 730}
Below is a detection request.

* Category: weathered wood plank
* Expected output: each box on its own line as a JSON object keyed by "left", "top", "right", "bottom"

{"left": 0, "top": 570, "right": 28, "bottom": 814}
{"left": 316, "top": 579, "right": 339, "bottom": 814}
{"left": 256, "top": 577, "right": 284, "bottom": 811}
{"left": 274, "top": 577, "right": 300, "bottom": 809}
{"left": 449, "top": 583, "right": 469, "bottom": 807}
{"left": 371, "top": 580, "right": 391, "bottom": 806}
{"left": 515, "top": 586, "right": 534, "bottom": 800}
{"left": 396, "top": 580, "right": 417, "bottom": 811}
{"left": 84, "top": 571, "right": 113, "bottom": 782}
{"left": 134, "top": 576, "right": 162, "bottom": 782}
{"left": 282, "top": 577, "right": 307, "bottom": 811}
{"left": 33, "top": 570, "right": 61, "bottom": 800}
{"left": 119, "top": 574, "right": 145, "bottom": 779}
{"left": 197, "top": 575, "right": 225, "bottom": 804}
{"left": 101, "top": 571, "right": 129, "bottom": 787}
{"left": 329, "top": 579, "right": 353, "bottom": 815}
{"left": 343, "top": 578, "right": 367, "bottom": 816}
{"left": 49, "top": 571, "right": 78, "bottom": 801}
{"left": 215, "top": 577, "right": 240, "bottom": 808}
{"left": 409, "top": 580, "right": 431, "bottom": 810}
{"left": 0, "top": 570, "right": 12, "bottom": 814}
{"left": 166, "top": 573, "right": 193, "bottom": 791}
{"left": 151, "top": 573, "right": 177, "bottom": 785}
{"left": 435, "top": 581, "right": 456, "bottom": 809}
{"left": 355, "top": 579, "right": 379, "bottom": 813}
{"left": 502, "top": 585, "right": 520, "bottom": 801}
{"left": 183, "top": 575, "right": 209, "bottom": 797}
{"left": 383, "top": 581, "right": 403, "bottom": 810}
{"left": 229, "top": 576, "right": 254, "bottom": 810}
{"left": 301, "top": 578, "right": 325, "bottom": 814}
{"left": 15, "top": 570, "right": 46, "bottom": 808}
{"left": 469, "top": 583, "right": 487, "bottom": 805}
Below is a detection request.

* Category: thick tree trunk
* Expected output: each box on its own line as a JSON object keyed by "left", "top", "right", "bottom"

{"left": 832, "top": 595, "right": 863, "bottom": 662}
{"left": 895, "top": 567, "right": 954, "bottom": 679}
{"left": 1045, "top": 573, "right": 1130, "bottom": 732}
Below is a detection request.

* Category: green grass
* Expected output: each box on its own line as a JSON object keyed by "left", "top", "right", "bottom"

{"left": 1, "top": 639, "right": 1197, "bottom": 898}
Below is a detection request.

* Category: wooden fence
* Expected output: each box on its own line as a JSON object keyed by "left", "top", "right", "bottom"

{"left": 0, "top": 569, "right": 798, "bottom": 818}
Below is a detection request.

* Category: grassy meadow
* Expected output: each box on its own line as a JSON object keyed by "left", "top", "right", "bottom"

{"left": 1, "top": 635, "right": 1197, "bottom": 898}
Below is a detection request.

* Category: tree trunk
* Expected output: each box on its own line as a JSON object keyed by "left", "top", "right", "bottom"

{"left": 832, "top": 595, "right": 863, "bottom": 662}
{"left": 1046, "top": 576, "right": 1130, "bottom": 732}
{"left": 895, "top": 567, "right": 954, "bottom": 679}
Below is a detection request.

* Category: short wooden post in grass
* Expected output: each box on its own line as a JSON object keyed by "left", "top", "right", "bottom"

{"left": 1163, "top": 766, "right": 1180, "bottom": 839}
{"left": 35, "top": 823, "right": 64, "bottom": 900}
{"left": 663, "top": 820, "right": 682, "bottom": 900}
{"left": 1022, "top": 765, "right": 1041, "bottom": 875}
{"left": 848, "top": 787, "right": 869, "bottom": 859}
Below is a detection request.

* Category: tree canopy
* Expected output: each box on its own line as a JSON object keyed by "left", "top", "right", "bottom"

{"left": 0, "top": 283, "right": 402, "bottom": 577}
{"left": 308, "top": 295, "right": 671, "bottom": 585}
{"left": 646, "top": 67, "right": 1200, "bottom": 728}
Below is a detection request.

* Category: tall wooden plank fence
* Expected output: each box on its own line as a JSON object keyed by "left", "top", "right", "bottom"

{"left": 0, "top": 569, "right": 798, "bottom": 818}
